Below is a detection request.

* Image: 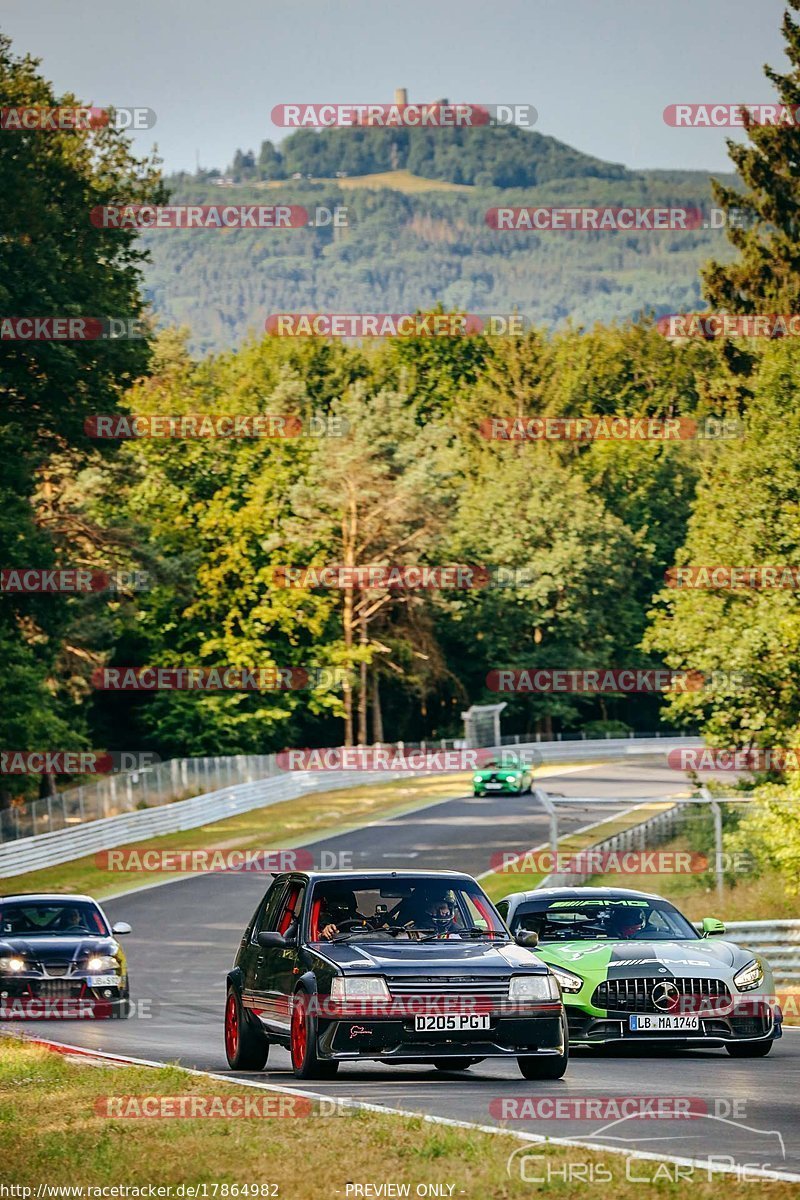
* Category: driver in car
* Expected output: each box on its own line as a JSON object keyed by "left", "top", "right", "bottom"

{"left": 319, "top": 887, "right": 370, "bottom": 940}
{"left": 607, "top": 906, "right": 647, "bottom": 939}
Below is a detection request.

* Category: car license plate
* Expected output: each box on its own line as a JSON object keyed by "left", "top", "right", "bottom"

{"left": 484, "top": 782, "right": 501, "bottom": 789}
{"left": 629, "top": 1014, "right": 700, "bottom": 1031}
{"left": 414, "top": 1014, "right": 491, "bottom": 1032}
{"left": 87, "top": 975, "right": 120, "bottom": 987}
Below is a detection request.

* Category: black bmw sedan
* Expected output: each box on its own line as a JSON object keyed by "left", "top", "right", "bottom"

{"left": 224, "top": 869, "right": 568, "bottom": 1079}
{"left": 0, "top": 893, "right": 131, "bottom": 1018}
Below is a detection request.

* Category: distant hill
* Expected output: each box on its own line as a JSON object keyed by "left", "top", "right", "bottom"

{"left": 219, "top": 124, "right": 633, "bottom": 189}
{"left": 141, "top": 124, "right": 736, "bottom": 354}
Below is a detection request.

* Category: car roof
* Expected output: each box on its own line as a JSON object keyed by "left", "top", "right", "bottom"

{"left": 504, "top": 885, "right": 668, "bottom": 904}
{"left": 0, "top": 893, "right": 99, "bottom": 904}
{"left": 273, "top": 869, "right": 472, "bottom": 883}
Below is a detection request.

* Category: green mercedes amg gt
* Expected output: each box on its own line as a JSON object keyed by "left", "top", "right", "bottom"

{"left": 497, "top": 886, "right": 782, "bottom": 1055}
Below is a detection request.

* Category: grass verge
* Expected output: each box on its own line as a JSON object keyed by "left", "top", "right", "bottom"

{"left": 1, "top": 1039, "right": 794, "bottom": 1197}
{"left": 1, "top": 762, "right": 593, "bottom": 901}
{"left": 2, "top": 774, "right": 474, "bottom": 900}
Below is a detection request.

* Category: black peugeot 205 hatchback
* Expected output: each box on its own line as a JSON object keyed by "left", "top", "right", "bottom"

{"left": 224, "top": 869, "right": 568, "bottom": 1080}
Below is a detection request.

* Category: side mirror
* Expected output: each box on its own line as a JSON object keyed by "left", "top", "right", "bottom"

{"left": 111, "top": 922, "right": 132, "bottom": 936}
{"left": 515, "top": 930, "right": 539, "bottom": 948}
{"left": 700, "top": 917, "right": 726, "bottom": 937}
{"left": 258, "top": 930, "right": 287, "bottom": 948}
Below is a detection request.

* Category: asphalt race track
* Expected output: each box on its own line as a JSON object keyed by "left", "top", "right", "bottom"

{"left": 3, "top": 760, "right": 798, "bottom": 1177}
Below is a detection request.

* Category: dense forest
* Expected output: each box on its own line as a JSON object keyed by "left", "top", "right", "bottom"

{"left": 2, "top": 0, "right": 800, "bottom": 880}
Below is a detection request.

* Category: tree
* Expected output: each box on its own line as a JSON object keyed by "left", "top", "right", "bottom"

{"left": 645, "top": 340, "right": 800, "bottom": 749}
{"left": 703, "top": 1, "right": 800, "bottom": 312}
{"left": 0, "top": 35, "right": 165, "bottom": 800}
{"left": 286, "top": 385, "right": 450, "bottom": 745}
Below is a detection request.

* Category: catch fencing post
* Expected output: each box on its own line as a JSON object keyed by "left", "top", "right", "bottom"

{"left": 701, "top": 786, "right": 724, "bottom": 905}
{"left": 533, "top": 787, "right": 559, "bottom": 863}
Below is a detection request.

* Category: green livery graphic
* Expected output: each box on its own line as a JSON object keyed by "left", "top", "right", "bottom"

{"left": 497, "top": 887, "right": 781, "bottom": 1055}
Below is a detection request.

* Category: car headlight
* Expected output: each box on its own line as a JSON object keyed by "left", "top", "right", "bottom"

{"left": 502, "top": 773, "right": 519, "bottom": 782}
{"left": 86, "top": 955, "right": 119, "bottom": 973}
{"left": 509, "top": 974, "right": 560, "bottom": 1001}
{"left": 0, "top": 957, "right": 25, "bottom": 973}
{"left": 473, "top": 774, "right": 482, "bottom": 783}
{"left": 733, "top": 960, "right": 763, "bottom": 992}
{"left": 330, "top": 975, "right": 390, "bottom": 999}
{"left": 549, "top": 965, "right": 584, "bottom": 994}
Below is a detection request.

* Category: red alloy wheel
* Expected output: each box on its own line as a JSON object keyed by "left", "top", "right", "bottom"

{"left": 290, "top": 997, "right": 308, "bottom": 1069}
{"left": 225, "top": 992, "right": 239, "bottom": 1062}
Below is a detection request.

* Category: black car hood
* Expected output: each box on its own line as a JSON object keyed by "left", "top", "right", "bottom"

{"left": 0, "top": 936, "right": 117, "bottom": 962}
{"left": 314, "top": 939, "right": 548, "bottom": 975}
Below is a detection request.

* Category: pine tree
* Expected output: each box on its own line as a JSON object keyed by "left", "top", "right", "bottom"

{"left": 703, "top": 1, "right": 800, "bottom": 311}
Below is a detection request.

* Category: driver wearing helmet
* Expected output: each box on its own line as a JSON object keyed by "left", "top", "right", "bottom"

{"left": 318, "top": 886, "right": 368, "bottom": 941}
{"left": 607, "top": 905, "right": 647, "bottom": 939}
{"left": 419, "top": 890, "right": 461, "bottom": 937}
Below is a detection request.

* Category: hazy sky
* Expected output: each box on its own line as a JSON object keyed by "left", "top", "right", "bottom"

{"left": 1, "top": 0, "right": 790, "bottom": 175}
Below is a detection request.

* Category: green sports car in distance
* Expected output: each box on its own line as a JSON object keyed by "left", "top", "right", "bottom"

{"left": 497, "top": 886, "right": 782, "bottom": 1056}
{"left": 472, "top": 757, "right": 533, "bottom": 797}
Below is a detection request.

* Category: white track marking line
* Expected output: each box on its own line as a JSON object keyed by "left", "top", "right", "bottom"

{"left": 4, "top": 1030, "right": 799, "bottom": 1184}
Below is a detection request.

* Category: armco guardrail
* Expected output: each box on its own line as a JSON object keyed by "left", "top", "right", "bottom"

{"left": 0, "top": 735, "right": 700, "bottom": 880}
{"left": 0, "top": 730, "right": 696, "bottom": 844}
{"left": 0, "top": 769, "right": 415, "bottom": 880}
{"left": 723, "top": 920, "right": 800, "bottom": 986}
{"left": 540, "top": 802, "right": 687, "bottom": 887}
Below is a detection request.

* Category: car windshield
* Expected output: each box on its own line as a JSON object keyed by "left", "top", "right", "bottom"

{"left": 308, "top": 876, "right": 508, "bottom": 941}
{"left": 0, "top": 901, "right": 108, "bottom": 937}
{"left": 511, "top": 896, "right": 698, "bottom": 942}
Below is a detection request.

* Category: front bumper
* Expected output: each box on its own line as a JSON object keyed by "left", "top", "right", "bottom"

{"left": 318, "top": 1007, "right": 565, "bottom": 1060}
{"left": 565, "top": 1002, "right": 780, "bottom": 1045}
{"left": 474, "top": 783, "right": 525, "bottom": 796}
{"left": 0, "top": 974, "right": 126, "bottom": 1018}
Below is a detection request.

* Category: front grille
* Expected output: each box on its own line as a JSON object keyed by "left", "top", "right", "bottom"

{"left": 387, "top": 976, "right": 511, "bottom": 1003}
{"left": 33, "top": 979, "right": 81, "bottom": 998}
{"left": 593, "top": 977, "right": 731, "bottom": 1014}
{"left": 40, "top": 963, "right": 71, "bottom": 977}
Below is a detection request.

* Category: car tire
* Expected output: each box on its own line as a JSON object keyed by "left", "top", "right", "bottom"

{"left": 290, "top": 988, "right": 339, "bottom": 1079}
{"left": 432, "top": 1058, "right": 480, "bottom": 1071}
{"left": 224, "top": 987, "right": 269, "bottom": 1071}
{"left": 517, "top": 1013, "right": 569, "bottom": 1079}
{"left": 725, "top": 1037, "right": 775, "bottom": 1057}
